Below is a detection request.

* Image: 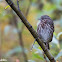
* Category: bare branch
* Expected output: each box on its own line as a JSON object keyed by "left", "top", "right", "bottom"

{"left": 17, "top": 0, "right": 20, "bottom": 11}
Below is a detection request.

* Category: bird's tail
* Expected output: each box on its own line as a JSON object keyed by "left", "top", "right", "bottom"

{"left": 48, "top": 43, "right": 50, "bottom": 50}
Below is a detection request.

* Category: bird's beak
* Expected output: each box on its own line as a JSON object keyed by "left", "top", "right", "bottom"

{"left": 38, "top": 18, "right": 42, "bottom": 20}
{"left": 38, "top": 18, "right": 41, "bottom": 20}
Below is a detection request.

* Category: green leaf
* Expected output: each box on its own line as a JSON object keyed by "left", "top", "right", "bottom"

{"left": 32, "top": 52, "right": 44, "bottom": 60}
{"left": 54, "top": 32, "right": 57, "bottom": 36}
{"left": 5, "top": 5, "right": 10, "bottom": 9}
{"left": 55, "top": 50, "right": 62, "bottom": 60}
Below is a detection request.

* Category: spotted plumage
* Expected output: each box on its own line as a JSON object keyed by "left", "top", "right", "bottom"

{"left": 37, "top": 15, "right": 54, "bottom": 49}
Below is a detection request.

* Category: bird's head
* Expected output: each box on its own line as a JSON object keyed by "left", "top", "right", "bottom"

{"left": 38, "top": 15, "right": 51, "bottom": 21}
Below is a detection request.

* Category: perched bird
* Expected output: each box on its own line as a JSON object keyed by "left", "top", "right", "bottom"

{"left": 31, "top": 15, "right": 54, "bottom": 50}
{"left": 37, "top": 15, "right": 54, "bottom": 50}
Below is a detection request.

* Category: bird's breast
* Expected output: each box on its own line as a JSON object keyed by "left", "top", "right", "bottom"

{"left": 37, "top": 23, "right": 53, "bottom": 42}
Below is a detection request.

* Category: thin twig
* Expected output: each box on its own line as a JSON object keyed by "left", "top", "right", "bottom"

{"left": 17, "top": 0, "right": 20, "bottom": 11}
{"left": 30, "top": 39, "right": 36, "bottom": 51}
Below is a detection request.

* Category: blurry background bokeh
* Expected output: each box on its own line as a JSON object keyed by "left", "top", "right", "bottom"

{"left": 0, "top": 0, "right": 62, "bottom": 62}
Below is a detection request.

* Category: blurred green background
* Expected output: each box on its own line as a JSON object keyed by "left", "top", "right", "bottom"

{"left": 0, "top": 0, "right": 62, "bottom": 62}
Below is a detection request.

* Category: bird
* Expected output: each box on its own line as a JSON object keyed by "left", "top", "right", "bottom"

{"left": 31, "top": 15, "right": 54, "bottom": 50}
{"left": 37, "top": 15, "right": 54, "bottom": 50}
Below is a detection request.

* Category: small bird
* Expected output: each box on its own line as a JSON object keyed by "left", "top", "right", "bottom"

{"left": 31, "top": 15, "right": 54, "bottom": 50}
{"left": 37, "top": 15, "right": 54, "bottom": 50}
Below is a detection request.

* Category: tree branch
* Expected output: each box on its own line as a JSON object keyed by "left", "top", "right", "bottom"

{"left": 17, "top": 0, "right": 20, "bottom": 11}
{"left": 5, "top": 0, "right": 56, "bottom": 62}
